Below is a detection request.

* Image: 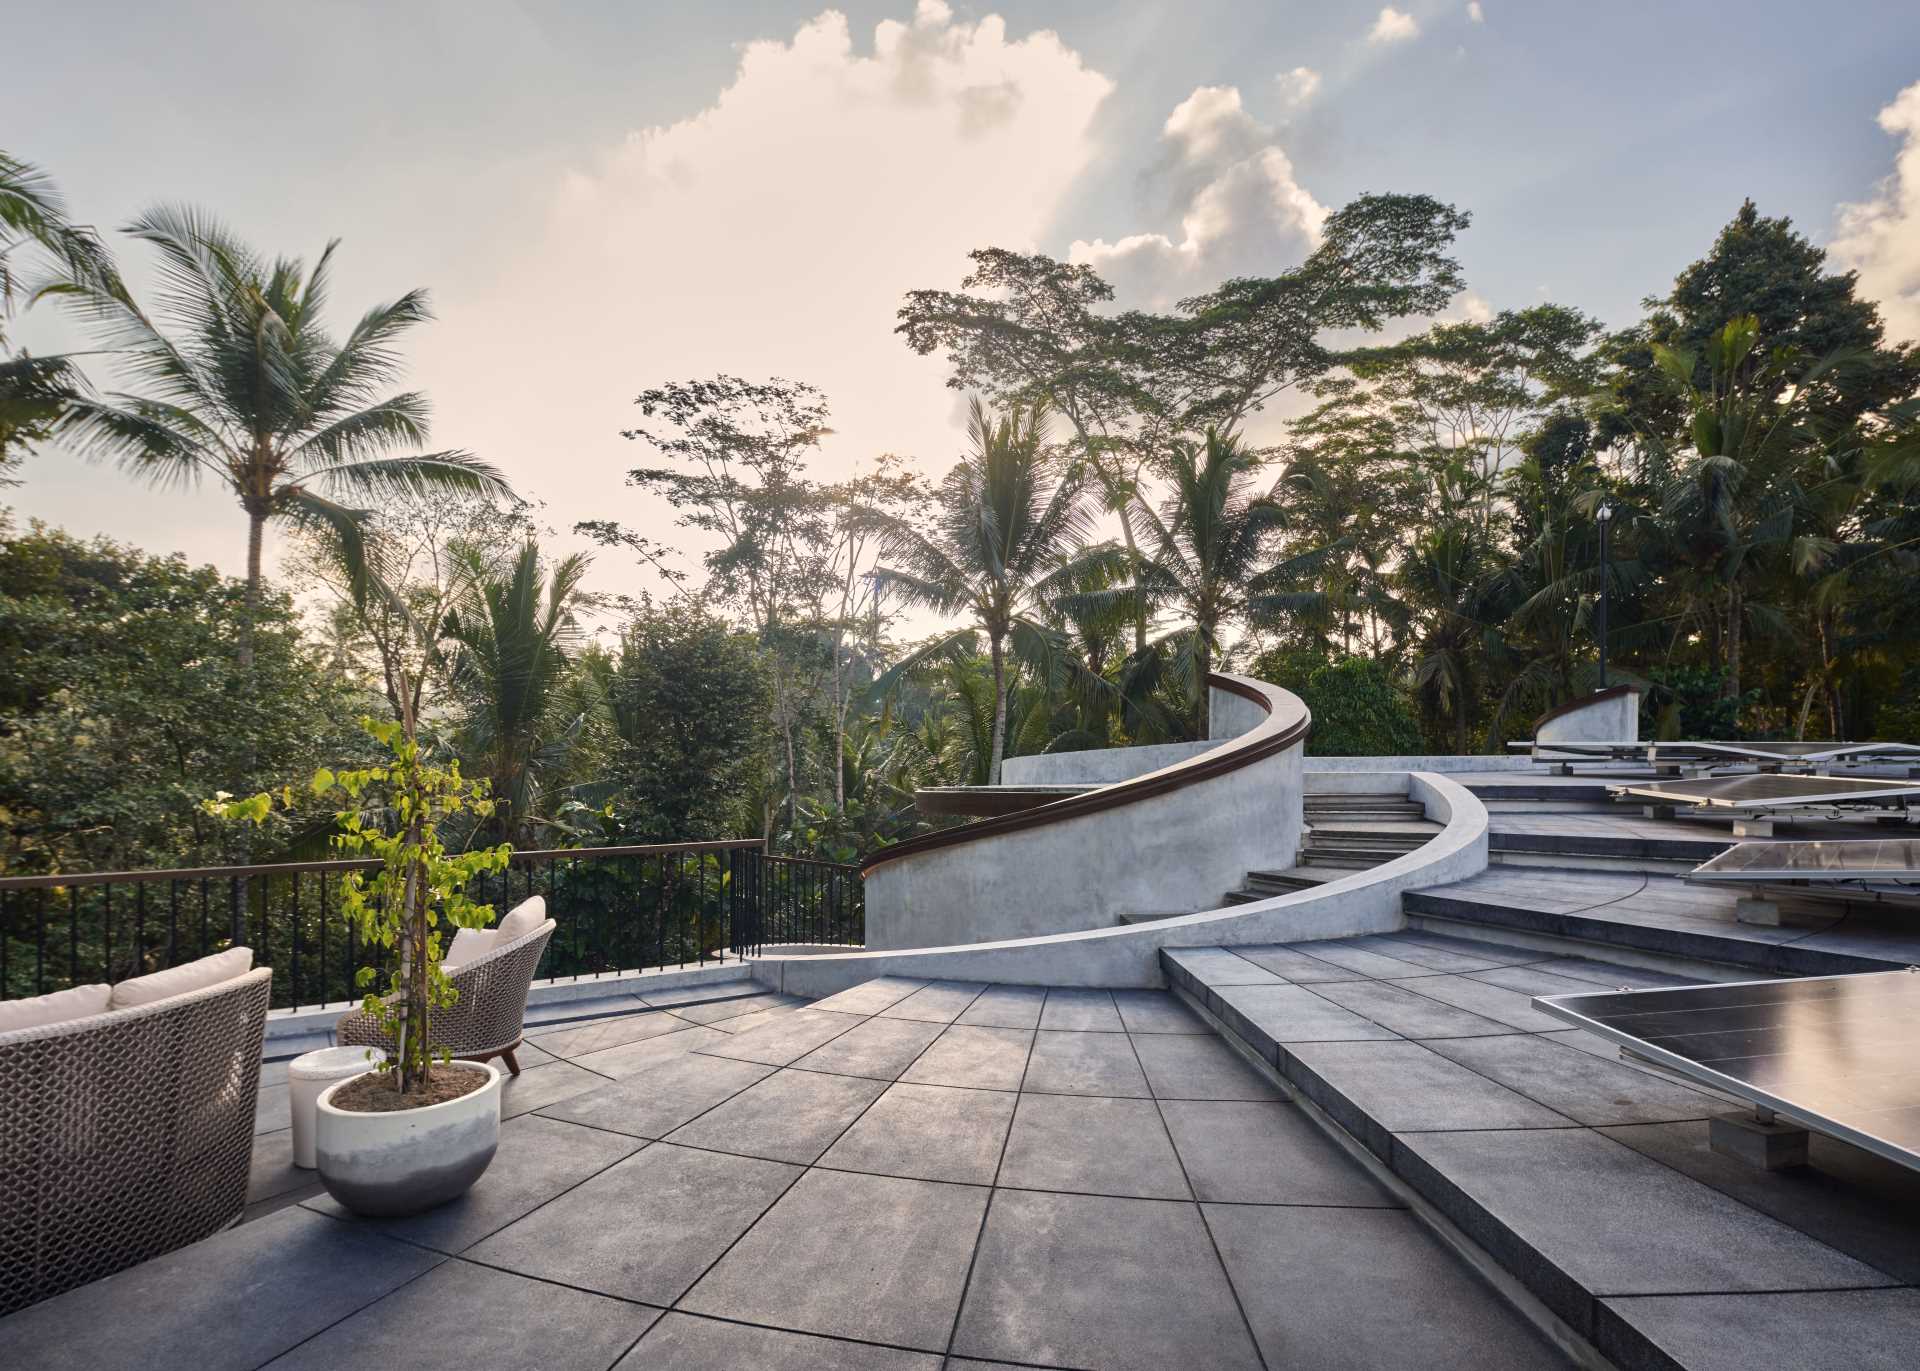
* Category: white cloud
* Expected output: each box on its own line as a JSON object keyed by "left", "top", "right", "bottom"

{"left": 1067, "top": 85, "right": 1328, "bottom": 308}
{"left": 412, "top": 3, "right": 1114, "bottom": 588}
{"left": 1275, "top": 66, "right": 1321, "bottom": 110}
{"left": 1830, "top": 79, "right": 1920, "bottom": 345}
{"left": 1368, "top": 7, "right": 1420, "bottom": 44}
{"left": 1467, "top": 2, "right": 1485, "bottom": 23}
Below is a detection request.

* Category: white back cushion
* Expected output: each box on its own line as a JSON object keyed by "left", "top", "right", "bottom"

{"left": 0, "top": 982, "right": 112, "bottom": 1033}
{"left": 442, "top": 927, "right": 496, "bottom": 974}
{"left": 495, "top": 895, "right": 546, "bottom": 944}
{"left": 109, "top": 946, "right": 253, "bottom": 1011}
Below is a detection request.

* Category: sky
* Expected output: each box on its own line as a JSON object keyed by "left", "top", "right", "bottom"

{"left": 7, "top": 0, "right": 1920, "bottom": 610}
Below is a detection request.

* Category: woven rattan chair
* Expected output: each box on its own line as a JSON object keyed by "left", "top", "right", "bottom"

{"left": 335, "top": 919, "right": 554, "bottom": 1076}
{"left": 0, "top": 967, "right": 273, "bottom": 1315}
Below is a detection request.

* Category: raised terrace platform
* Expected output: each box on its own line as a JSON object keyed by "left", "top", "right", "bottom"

{"left": 4, "top": 977, "right": 1574, "bottom": 1371}
{"left": 1163, "top": 932, "right": 1920, "bottom": 1371}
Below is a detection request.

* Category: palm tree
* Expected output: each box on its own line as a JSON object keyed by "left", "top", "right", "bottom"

{"left": 442, "top": 543, "right": 592, "bottom": 841}
{"left": 50, "top": 205, "right": 510, "bottom": 666}
{"left": 0, "top": 150, "right": 112, "bottom": 469}
{"left": 869, "top": 398, "right": 1101, "bottom": 784}
{"left": 1071, "top": 429, "right": 1333, "bottom": 729}
{"left": 1399, "top": 519, "right": 1492, "bottom": 753}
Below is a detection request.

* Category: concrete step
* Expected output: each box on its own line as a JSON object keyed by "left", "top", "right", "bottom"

{"left": 1160, "top": 940, "right": 1919, "bottom": 1371}
{"left": 1299, "top": 845, "right": 1415, "bottom": 866}
{"left": 1307, "top": 821, "right": 1442, "bottom": 839}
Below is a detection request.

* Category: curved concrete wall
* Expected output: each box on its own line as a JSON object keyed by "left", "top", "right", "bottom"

{"left": 754, "top": 771, "right": 1489, "bottom": 997}
{"left": 863, "top": 680, "right": 1307, "bottom": 949}
{"left": 1536, "top": 686, "right": 1640, "bottom": 744}
{"left": 1001, "top": 740, "right": 1215, "bottom": 787}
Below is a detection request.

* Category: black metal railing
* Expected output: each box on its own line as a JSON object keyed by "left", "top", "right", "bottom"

{"left": 0, "top": 841, "right": 865, "bottom": 1010}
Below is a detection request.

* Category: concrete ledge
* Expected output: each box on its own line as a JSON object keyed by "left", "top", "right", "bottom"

{"left": 262, "top": 959, "right": 755, "bottom": 1047}
{"left": 749, "top": 771, "right": 1489, "bottom": 998}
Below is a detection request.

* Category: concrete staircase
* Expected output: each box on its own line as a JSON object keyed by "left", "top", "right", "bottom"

{"left": 1222, "top": 792, "right": 1438, "bottom": 904}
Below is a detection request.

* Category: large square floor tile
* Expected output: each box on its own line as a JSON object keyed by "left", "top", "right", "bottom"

{"left": 1425, "top": 1032, "right": 1725, "bottom": 1126}
{"left": 806, "top": 977, "right": 928, "bottom": 1017}
{"left": 1037, "top": 987, "right": 1122, "bottom": 1031}
{"left": 530, "top": 1009, "right": 693, "bottom": 1058}
{"left": 877, "top": 980, "right": 987, "bottom": 1024}
{"left": 951, "top": 1190, "right": 1260, "bottom": 1371}
{"left": 257, "top": 1257, "right": 658, "bottom": 1371}
{"left": 791, "top": 1014, "right": 944, "bottom": 1081}
{"left": 1204, "top": 1203, "right": 1567, "bottom": 1369}
{"left": 1283, "top": 1039, "right": 1572, "bottom": 1146}
{"left": 898, "top": 1024, "right": 1032, "bottom": 1090}
{"left": 1160, "top": 1101, "right": 1396, "bottom": 1206}
{"left": 1131, "top": 1031, "right": 1283, "bottom": 1101}
{"left": 699, "top": 1008, "right": 865, "bottom": 1065}
{"left": 0, "top": 1206, "right": 440, "bottom": 1371}
{"left": 820, "top": 1081, "right": 1016, "bottom": 1185}
{"left": 1110, "top": 989, "right": 1209, "bottom": 1034}
{"left": 681, "top": 1168, "right": 987, "bottom": 1351}
{"left": 954, "top": 984, "right": 1047, "bottom": 1029}
{"left": 615, "top": 1311, "right": 942, "bottom": 1369}
{"left": 465, "top": 1143, "right": 798, "bottom": 1305}
{"left": 535, "top": 1051, "right": 774, "bottom": 1138}
{"left": 997, "top": 1094, "right": 1189, "bottom": 1199}
{"left": 1397, "top": 1129, "right": 1900, "bottom": 1302}
{"left": 665, "top": 1067, "right": 887, "bottom": 1164}
{"left": 304, "top": 1113, "right": 644, "bottom": 1252}
{"left": 1020, "top": 1029, "right": 1150, "bottom": 1097}
{"left": 1597, "top": 1288, "right": 1920, "bottom": 1371}
{"left": 566, "top": 1023, "right": 734, "bottom": 1079}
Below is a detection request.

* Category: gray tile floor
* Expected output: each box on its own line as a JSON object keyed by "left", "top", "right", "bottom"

{"left": 1, "top": 979, "right": 1569, "bottom": 1371}
{"left": 1165, "top": 931, "right": 1920, "bottom": 1370}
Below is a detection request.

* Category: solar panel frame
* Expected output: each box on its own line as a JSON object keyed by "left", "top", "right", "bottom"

{"left": 1535, "top": 970, "right": 1920, "bottom": 1172}
{"left": 1690, "top": 838, "right": 1920, "bottom": 884}
{"left": 1607, "top": 773, "right": 1920, "bottom": 810}
{"left": 1650, "top": 741, "right": 1842, "bottom": 762}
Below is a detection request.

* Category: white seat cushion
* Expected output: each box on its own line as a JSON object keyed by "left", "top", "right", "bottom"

{"left": 442, "top": 927, "right": 496, "bottom": 974}
{"left": 109, "top": 946, "right": 253, "bottom": 1011}
{"left": 0, "top": 982, "right": 112, "bottom": 1033}
{"left": 494, "top": 895, "right": 547, "bottom": 944}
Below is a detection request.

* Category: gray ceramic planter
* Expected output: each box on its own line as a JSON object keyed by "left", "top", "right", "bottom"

{"left": 313, "top": 1062, "right": 501, "bottom": 1217}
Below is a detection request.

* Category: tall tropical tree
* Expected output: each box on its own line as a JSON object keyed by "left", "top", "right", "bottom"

{"left": 50, "top": 206, "right": 510, "bottom": 665}
{"left": 869, "top": 398, "right": 1099, "bottom": 784}
{"left": 0, "top": 150, "right": 113, "bottom": 471}
{"left": 442, "top": 542, "right": 592, "bottom": 841}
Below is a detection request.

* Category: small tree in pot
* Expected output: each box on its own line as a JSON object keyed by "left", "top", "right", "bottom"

{"left": 213, "top": 717, "right": 511, "bottom": 1096}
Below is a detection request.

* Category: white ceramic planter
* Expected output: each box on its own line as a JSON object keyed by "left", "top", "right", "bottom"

{"left": 313, "top": 1062, "right": 501, "bottom": 1217}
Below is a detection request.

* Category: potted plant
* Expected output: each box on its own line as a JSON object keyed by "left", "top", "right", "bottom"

{"left": 212, "top": 715, "right": 511, "bottom": 1216}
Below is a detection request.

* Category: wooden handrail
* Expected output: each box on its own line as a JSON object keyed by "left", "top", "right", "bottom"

{"left": 860, "top": 672, "right": 1310, "bottom": 874}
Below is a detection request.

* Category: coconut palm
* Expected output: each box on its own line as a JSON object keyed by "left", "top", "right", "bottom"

{"left": 1068, "top": 429, "right": 1334, "bottom": 728}
{"left": 0, "top": 151, "right": 113, "bottom": 468}
{"left": 442, "top": 542, "right": 592, "bottom": 842}
{"left": 868, "top": 397, "right": 1103, "bottom": 784}
{"left": 50, "top": 205, "right": 510, "bottom": 665}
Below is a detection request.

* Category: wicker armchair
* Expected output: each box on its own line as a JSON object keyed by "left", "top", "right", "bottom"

{"left": 335, "top": 919, "right": 554, "bottom": 1076}
{"left": 0, "top": 967, "right": 273, "bottom": 1315}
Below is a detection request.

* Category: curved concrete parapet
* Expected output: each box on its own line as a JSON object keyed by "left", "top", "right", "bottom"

{"left": 861, "top": 674, "right": 1310, "bottom": 949}
{"left": 754, "top": 771, "right": 1490, "bottom": 998}
{"left": 1534, "top": 685, "right": 1640, "bottom": 745}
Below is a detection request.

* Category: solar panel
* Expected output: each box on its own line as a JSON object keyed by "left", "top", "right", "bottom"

{"left": 1651, "top": 741, "right": 1841, "bottom": 761}
{"left": 1691, "top": 839, "right": 1920, "bottom": 883}
{"left": 1535, "top": 970, "right": 1920, "bottom": 1171}
{"left": 1608, "top": 773, "right": 1920, "bottom": 809}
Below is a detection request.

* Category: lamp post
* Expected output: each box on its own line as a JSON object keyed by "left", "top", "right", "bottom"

{"left": 1595, "top": 501, "right": 1613, "bottom": 689}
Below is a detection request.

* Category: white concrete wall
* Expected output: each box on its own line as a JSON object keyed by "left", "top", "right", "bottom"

{"left": 866, "top": 739, "right": 1303, "bottom": 948}
{"left": 1001, "top": 740, "right": 1214, "bottom": 786}
{"left": 754, "top": 771, "right": 1489, "bottom": 996}
{"left": 1305, "top": 754, "right": 1538, "bottom": 773}
{"left": 864, "top": 680, "right": 1306, "bottom": 949}
{"left": 1537, "top": 688, "right": 1640, "bottom": 744}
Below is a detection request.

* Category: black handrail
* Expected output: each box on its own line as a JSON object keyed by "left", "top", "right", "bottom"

{"left": 0, "top": 842, "right": 864, "bottom": 1009}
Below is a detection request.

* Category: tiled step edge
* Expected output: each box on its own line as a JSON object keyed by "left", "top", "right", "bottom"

{"left": 1160, "top": 946, "right": 1898, "bottom": 1371}
{"left": 1162, "top": 961, "right": 1615, "bottom": 1371}
{"left": 1401, "top": 889, "right": 1904, "bottom": 978}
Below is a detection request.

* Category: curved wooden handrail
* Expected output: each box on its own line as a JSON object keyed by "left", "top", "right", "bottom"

{"left": 861, "top": 672, "right": 1310, "bottom": 874}
{"left": 1532, "top": 683, "right": 1639, "bottom": 733}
